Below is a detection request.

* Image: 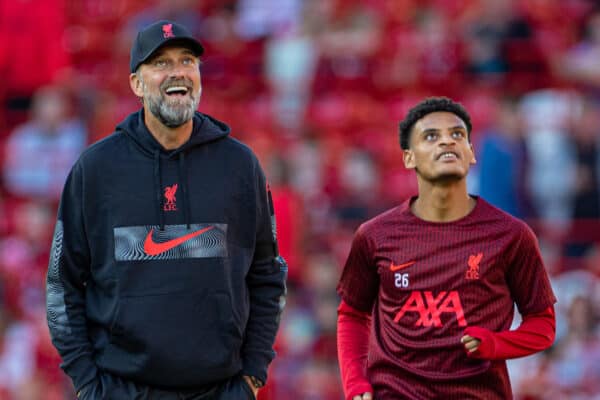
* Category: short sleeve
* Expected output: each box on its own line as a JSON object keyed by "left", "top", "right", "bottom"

{"left": 337, "top": 226, "right": 379, "bottom": 313}
{"left": 505, "top": 223, "right": 557, "bottom": 316}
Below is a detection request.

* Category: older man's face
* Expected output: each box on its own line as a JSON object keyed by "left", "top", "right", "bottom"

{"left": 132, "top": 45, "right": 201, "bottom": 128}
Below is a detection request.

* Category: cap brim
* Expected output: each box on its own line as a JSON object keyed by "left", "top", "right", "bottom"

{"left": 134, "top": 38, "right": 204, "bottom": 72}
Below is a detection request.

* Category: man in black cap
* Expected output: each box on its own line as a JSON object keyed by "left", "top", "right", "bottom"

{"left": 46, "top": 20, "right": 287, "bottom": 399}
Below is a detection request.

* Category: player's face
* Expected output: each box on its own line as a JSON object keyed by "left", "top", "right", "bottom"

{"left": 129, "top": 46, "right": 201, "bottom": 128}
{"left": 402, "top": 111, "right": 476, "bottom": 183}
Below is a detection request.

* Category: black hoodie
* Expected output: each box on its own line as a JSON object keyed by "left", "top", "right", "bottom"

{"left": 46, "top": 110, "right": 287, "bottom": 392}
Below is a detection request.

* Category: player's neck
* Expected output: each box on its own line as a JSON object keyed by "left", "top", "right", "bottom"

{"left": 412, "top": 181, "right": 475, "bottom": 222}
{"left": 144, "top": 110, "right": 193, "bottom": 150}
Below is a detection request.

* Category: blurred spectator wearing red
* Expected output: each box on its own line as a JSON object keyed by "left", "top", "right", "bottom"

{"left": 0, "top": 0, "right": 71, "bottom": 128}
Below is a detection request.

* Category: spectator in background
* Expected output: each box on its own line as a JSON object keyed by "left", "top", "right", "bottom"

{"left": 414, "top": 7, "right": 462, "bottom": 93}
{"left": 478, "top": 98, "right": 531, "bottom": 218}
{"left": 515, "top": 267, "right": 600, "bottom": 399}
{"left": 235, "top": 0, "right": 302, "bottom": 40}
{"left": 269, "top": 156, "right": 305, "bottom": 285}
{"left": 547, "top": 295, "right": 600, "bottom": 397}
{"left": 312, "top": 0, "right": 381, "bottom": 93}
{"left": 373, "top": 6, "right": 461, "bottom": 97}
{"left": 267, "top": 253, "right": 343, "bottom": 400}
{"left": 3, "top": 86, "right": 87, "bottom": 201}
{"left": 555, "top": 9, "right": 600, "bottom": 89}
{"left": 0, "top": 300, "right": 37, "bottom": 399}
{"left": 461, "top": 0, "right": 537, "bottom": 87}
{"left": 505, "top": 241, "right": 600, "bottom": 398}
{"left": 0, "top": 291, "right": 63, "bottom": 400}
{"left": 563, "top": 95, "right": 600, "bottom": 262}
{"left": 519, "top": 90, "right": 578, "bottom": 241}
{"left": 201, "top": 3, "right": 266, "bottom": 102}
{"left": 264, "top": 0, "right": 319, "bottom": 132}
{"left": 0, "top": 200, "right": 54, "bottom": 318}
{"left": 0, "top": 0, "right": 71, "bottom": 127}
{"left": 333, "top": 148, "right": 380, "bottom": 228}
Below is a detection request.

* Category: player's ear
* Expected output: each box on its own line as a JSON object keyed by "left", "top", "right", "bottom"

{"left": 469, "top": 143, "right": 477, "bottom": 165}
{"left": 130, "top": 72, "right": 144, "bottom": 98}
{"left": 403, "top": 148, "right": 416, "bottom": 169}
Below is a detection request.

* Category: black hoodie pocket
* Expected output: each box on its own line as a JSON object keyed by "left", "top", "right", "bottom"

{"left": 104, "top": 290, "right": 242, "bottom": 386}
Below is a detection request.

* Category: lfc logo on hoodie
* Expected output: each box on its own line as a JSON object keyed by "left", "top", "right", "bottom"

{"left": 164, "top": 184, "right": 178, "bottom": 211}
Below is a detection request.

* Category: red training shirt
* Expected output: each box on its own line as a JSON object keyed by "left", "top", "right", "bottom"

{"left": 336, "top": 196, "right": 556, "bottom": 399}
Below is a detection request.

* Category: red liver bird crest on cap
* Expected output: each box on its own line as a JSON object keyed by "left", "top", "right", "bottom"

{"left": 162, "top": 23, "right": 175, "bottom": 38}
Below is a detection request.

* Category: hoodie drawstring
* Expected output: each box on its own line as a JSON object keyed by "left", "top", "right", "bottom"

{"left": 178, "top": 153, "right": 191, "bottom": 229}
{"left": 153, "top": 150, "right": 165, "bottom": 230}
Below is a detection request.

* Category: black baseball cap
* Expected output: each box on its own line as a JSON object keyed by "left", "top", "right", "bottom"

{"left": 130, "top": 20, "right": 204, "bottom": 73}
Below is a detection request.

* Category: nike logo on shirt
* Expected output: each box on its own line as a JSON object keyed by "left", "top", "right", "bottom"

{"left": 390, "top": 261, "right": 416, "bottom": 271}
{"left": 144, "top": 226, "right": 214, "bottom": 256}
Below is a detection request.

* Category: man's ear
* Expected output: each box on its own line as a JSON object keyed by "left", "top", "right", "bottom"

{"left": 469, "top": 143, "right": 477, "bottom": 165}
{"left": 403, "top": 148, "right": 415, "bottom": 169}
{"left": 129, "top": 72, "right": 144, "bottom": 98}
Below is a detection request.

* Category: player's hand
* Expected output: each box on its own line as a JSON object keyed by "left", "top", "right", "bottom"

{"left": 353, "top": 392, "right": 373, "bottom": 400}
{"left": 461, "top": 334, "right": 481, "bottom": 353}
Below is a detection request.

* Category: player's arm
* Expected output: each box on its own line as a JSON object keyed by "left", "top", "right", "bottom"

{"left": 461, "top": 305, "right": 555, "bottom": 359}
{"left": 241, "top": 159, "right": 287, "bottom": 391}
{"left": 336, "top": 226, "right": 380, "bottom": 400}
{"left": 46, "top": 161, "right": 99, "bottom": 396}
{"left": 338, "top": 300, "right": 374, "bottom": 400}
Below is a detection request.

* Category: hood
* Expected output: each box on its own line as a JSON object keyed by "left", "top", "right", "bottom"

{"left": 116, "top": 109, "right": 230, "bottom": 157}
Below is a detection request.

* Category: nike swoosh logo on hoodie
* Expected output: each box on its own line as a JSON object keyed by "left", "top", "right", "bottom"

{"left": 144, "top": 226, "right": 214, "bottom": 256}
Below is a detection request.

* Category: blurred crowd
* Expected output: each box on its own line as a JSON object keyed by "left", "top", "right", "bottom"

{"left": 0, "top": 0, "right": 599, "bottom": 399}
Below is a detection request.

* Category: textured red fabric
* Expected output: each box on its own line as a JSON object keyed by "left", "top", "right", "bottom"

{"left": 337, "top": 196, "right": 556, "bottom": 399}
{"left": 337, "top": 300, "right": 373, "bottom": 400}
{"left": 464, "top": 306, "right": 555, "bottom": 360}
{"left": 337, "top": 301, "right": 557, "bottom": 400}
{"left": 271, "top": 185, "right": 303, "bottom": 284}
{"left": 0, "top": 0, "right": 70, "bottom": 97}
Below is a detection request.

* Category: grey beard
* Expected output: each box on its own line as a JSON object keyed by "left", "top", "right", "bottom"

{"left": 140, "top": 78, "right": 200, "bottom": 128}
{"left": 147, "top": 93, "right": 199, "bottom": 128}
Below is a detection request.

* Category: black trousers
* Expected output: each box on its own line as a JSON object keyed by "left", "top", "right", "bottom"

{"left": 79, "top": 373, "right": 255, "bottom": 400}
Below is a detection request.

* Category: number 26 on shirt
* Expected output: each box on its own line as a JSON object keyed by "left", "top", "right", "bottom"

{"left": 395, "top": 273, "right": 409, "bottom": 288}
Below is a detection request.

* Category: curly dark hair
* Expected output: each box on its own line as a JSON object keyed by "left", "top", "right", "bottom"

{"left": 398, "top": 97, "right": 472, "bottom": 150}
